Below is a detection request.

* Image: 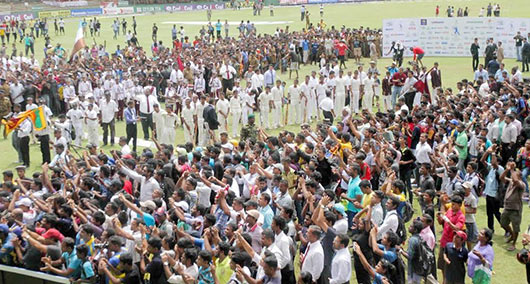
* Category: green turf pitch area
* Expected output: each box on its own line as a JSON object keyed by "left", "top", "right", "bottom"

{"left": 2, "top": 1, "right": 530, "bottom": 283}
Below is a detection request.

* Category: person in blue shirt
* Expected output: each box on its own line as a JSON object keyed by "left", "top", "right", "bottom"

{"left": 41, "top": 237, "right": 80, "bottom": 278}
{"left": 215, "top": 20, "right": 222, "bottom": 39}
{"left": 44, "top": 244, "right": 95, "bottom": 282}
{"left": 259, "top": 193, "right": 274, "bottom": 229}
{"left": 342, "top": 164, "right": 362, "bottom": 229}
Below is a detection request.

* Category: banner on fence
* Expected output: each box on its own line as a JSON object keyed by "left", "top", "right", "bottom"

{"left": 42, "top": 1, "right": 88, "bottom": 7}
{"left": 71, "top": 8, "right": 103, "bottom": 17}
{"left": 102, "top": 6, "right": 135, "bottom": 15}
{"left": 279, "top": 0, "right": 308, "bottom": 5}
{"left": 38, "top": 10, "right": 70, "bottom": 18}
{"left": 382, "top": 17, "right": 530, "bottom": 58}
{"left": 134, "top": 5, "right": 165, "bottom": 13}
{"left": 0, "top": 13, "right": 35, "bottom": 22}
{"left": 164, "top": 3, "right": 225, "bottom": 12}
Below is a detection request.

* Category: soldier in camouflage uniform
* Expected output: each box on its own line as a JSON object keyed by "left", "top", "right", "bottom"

{"left": 240, "top": 113, "right": 258, "bottom": 142}
{"left": 0, "top": 78, "right": 12, "bottom": 138}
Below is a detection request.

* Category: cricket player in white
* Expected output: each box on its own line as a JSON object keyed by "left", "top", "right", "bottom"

{"left": 229, "top": 90, "right": 242, "bottom": 138}
{"left": 258, "top": 86, "right": 272, "bottom": 129}
{"left": 271, "top": 80, "right": 283, "bottom": 128}
{"left": 216, "top": 93, "right": 230, "bottom": 133}
{"left": 334, "top": 70, "right": 347, "bottom": 117}
{"left": 181, "top": 98, "right": 195, "bottom": 144}
{"left": 288, "top": 79, "right": 302, "bottom": 125}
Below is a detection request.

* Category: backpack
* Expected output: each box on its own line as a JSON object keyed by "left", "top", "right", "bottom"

{"left": 390, "top": 255, "right": 406, "bottom": 284}
{"left": 390, "top": 211, "right": 408, "bottom": 245}
{"left": 413, "top": 236, "right": 435, "bottom": 277}
{"left": 494, "top": 169, "right": 507, "bottom": 207}
{"left": 399, "top": 201, "right": 415, "bottom": 223}
{"left": 476, "top": 173, "right": 485, "bottom": 197}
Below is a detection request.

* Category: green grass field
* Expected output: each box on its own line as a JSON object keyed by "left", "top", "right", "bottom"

{"left": 3, "top": 0, "right": 530, "bottom": 282}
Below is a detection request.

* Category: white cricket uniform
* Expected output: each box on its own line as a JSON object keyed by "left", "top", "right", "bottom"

{"left": 85, "top": 109, "right": 99, "bottom": 146}
{"left": 288, "top": 85, "right": 302, "bottom": 125}
{"left": 216, "top": 98, "right": 230, "bottom": 133}
{"left": 229, "top": 96, "right": 242, "bottom": 138}
{"left": 162, "top": 112, "right": 177, "bottom": 145}
{"left": 271, "top": 86, "right": 283, "bottom": 128}
{"left": 258, "top": 91, "right": 272, "bottom": 129}
{"left": 334, "top": 76, "right": 347, "bottom": 115}
{"left": 181, "top": 105, "right": 195, "bottom": 143}
{"left": 153, "top": 110, "right": 166, "bottom": 139}
{"left": 351, "top": 76, "right": 361, "bottom": 114}
{"left": 363, "top": 77, "right": 375, "bottom": 110}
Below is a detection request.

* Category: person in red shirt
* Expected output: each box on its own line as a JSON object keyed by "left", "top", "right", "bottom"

{"left": 410, "top": 46, "right": 425, "bottom": 67}
{"left": 436, "top": 5, "right": 440, "bottom": 17}
{"left": 335, "top": 40, "right": 349, "bottom": 69}
{"left": 437, "top": 195, "right": 465, "bottom": 282}
{"left": 391, "top": 67, "right": 407, "bottom": 108}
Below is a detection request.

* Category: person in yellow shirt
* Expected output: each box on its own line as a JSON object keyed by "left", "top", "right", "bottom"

{"left": 357, "top": 180, "right": 374, "bottom": 219}
{"left": 213, "top": 241, "right": 232, "bottom": 284}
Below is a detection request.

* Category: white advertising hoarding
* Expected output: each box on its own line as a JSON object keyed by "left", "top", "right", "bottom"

{"left": 382, "top": 17, "right": 530, "bottom": 58}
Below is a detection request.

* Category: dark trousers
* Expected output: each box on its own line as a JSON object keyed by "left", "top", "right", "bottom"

{"left": 523, "top": 54, "right": 530, "bottom": 72}
{"left": 486, "top": 195, "right": 502, "bottom": 231}
{"left": 472, "top": 55, "right": 479, "bottom": 71}
{"left": 404, "top": 91, "right": 415, "bottom": 111}
{"left": 401, "top": 169, "right": 413, "bottom": 203}
{"left": 280, "top": 266, "right": 295, "bottom": 284}
{"left": 139, "top": 112, "right": 153, "bottom": 140}
{"left": 222, "top": 78, "right": 234, "bottom": 94}
{"left": 323, "top": 110, "right": 334, "bottom": 124}
{"left": 102, "top": 119, "right": 116, "bottom": 145}
{"left": 37, "top": 134, "right": 51, "bottom": 164}
{"left": 501, "top": 143, "right": 514, "bottom": 166}
{"left": 20, "top": 136, "right": 30, "bottom": 166}
{"left": 126, "top": 123, "right": 137, "bottom": 152}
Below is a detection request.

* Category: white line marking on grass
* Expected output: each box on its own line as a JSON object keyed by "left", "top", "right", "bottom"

{"left": 161, "top": 21, "right": 293, "bottom": 25}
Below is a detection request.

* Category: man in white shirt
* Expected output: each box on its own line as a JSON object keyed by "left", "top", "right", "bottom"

{"left": 17, "top": 118, "right": 32, "bottom": 167}
{"left": 229, "top": 90, "right": 242, "bottom": 138}
{"left": 377, "top": 196, "right": 400, "bottom": 240}
{"left": 288, "top": 79, "right": 302, "bottom": 125}
{"left": 329, "top": 234, "right": 352, "bottom": 284}
{"left": 100, "top": 92, "right": 118, "bottom": 146}
{"left": 271, "top": 80, "right": 283, "bottom": 128}
{"left": 219, "top": 61, "right": 236, "bottom": 94}
{"left": 216, "top": 93, "right": 230, "bottom": 134}
{"left": 350, "top": 70, "right": 361, "bottom": 115}
{"left": 415, "top": 133, "right": 432, "bottom": 164}
{"left": 136, "top": 86, "right": 158, "bottom": 140}
{"left": 181, "top": 98, "right": 195, "bottom": 144}
{"left": 271, "top": 216, "right": 295, "bottom": 283}
{"left": 10, "top": 80, "right": 24, "bottom": 107}
{"left": 319, "top": 91, "right": 335, "bottom": 124}
{"left": 66, "top": 102, "right": 84, "bottom": 146}
{"left": 117, "top": 160, "right": 160, "bottom": 202}
{"left": 152, "top": 104, "right": 166, "bottom": 141}
{"left": 258, "top": 86, "right": 273, "bottom": 129}
{"left": 300, "top": 225, "right": 324, "bottom": 282}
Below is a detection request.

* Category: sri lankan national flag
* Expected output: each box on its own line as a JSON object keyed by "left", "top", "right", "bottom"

{"left": 1, "top": 106, "right": 47, "bottom": 135}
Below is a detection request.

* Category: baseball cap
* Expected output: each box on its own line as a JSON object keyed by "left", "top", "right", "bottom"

{"left": 175, "top": 201, "right": 189, "bottom": 212}
{"left": 462, "top": 181, "right": 473, "bottom": 190}
{"left": 15, "top": 198, "right": 32, "bottom": 208}
{"left": 139, "top": 200, "right": 157, "bottom": 211}
{"left": 272, "top": 164, "right": 284, "bottom": 172}
{"left": 455, "top": 231, "right": 467, "bottom": 241}
{"left": 333, "top": 204, "right": 347, "bottom": 217}
{"left": 246, "top": 209, "right": 260, "bottom": 220}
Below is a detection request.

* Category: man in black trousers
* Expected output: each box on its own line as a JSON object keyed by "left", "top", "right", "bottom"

{"left": 124, "top": 100, "right": 138, "bottom": 153}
